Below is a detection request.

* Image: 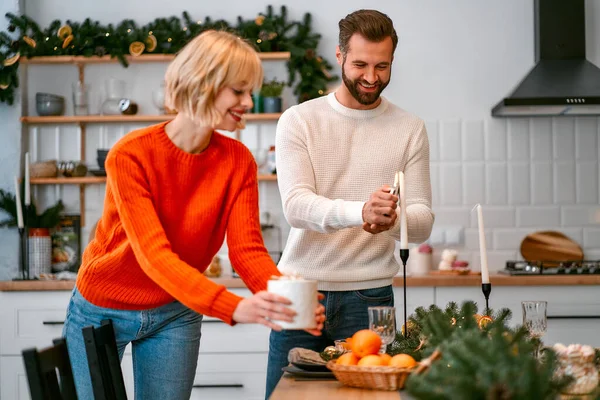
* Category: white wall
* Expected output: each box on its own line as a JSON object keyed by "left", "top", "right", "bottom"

{"left": 0, "top": 0, "right": 599, "bottom": 279}
{"left": 0, "top": 0, "right": 23, "bottom": 280}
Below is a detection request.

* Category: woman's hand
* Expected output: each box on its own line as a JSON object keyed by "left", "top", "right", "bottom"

{"left": 232, "top": 292, "right": 326, "bottom": 335}
{"left": 232, "top": 291, "right": 296, "bottom": 330}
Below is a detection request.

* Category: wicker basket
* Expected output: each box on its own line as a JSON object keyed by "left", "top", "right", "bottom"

{"left": 326, "top": 361, "right": 412, "bottom": 391}
{"left": 30, "top": 160, "right": 58, "bottom": 178}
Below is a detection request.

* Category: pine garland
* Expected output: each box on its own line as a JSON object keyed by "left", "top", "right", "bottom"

{"left": 387, "top": 301, "right": 571, "bottom": 399}
{"left": 0, "top": 6, "right": 338, "bottom": 105}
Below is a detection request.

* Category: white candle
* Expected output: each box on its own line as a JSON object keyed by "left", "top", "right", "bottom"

{"left": 24, "top": 152, "right": 30, "bottom": 206}
{"left": 399, "top": 171, "right": 408, "bottom": 249}
{"left": 13, "top": 176, "right": 24, "bottom": 229}
{"left": 476, "top": 204, "right": 490, "bottom": 284}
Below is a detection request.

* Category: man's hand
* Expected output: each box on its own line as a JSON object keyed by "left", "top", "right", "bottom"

{"left": 362, "top": 185, "right": 398, "bottom": 234}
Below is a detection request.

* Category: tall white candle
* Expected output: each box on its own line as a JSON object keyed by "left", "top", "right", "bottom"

{"left": 399, "top": 171, "right": 408, "bottom": 249}
{"left": 476, "top": 204, "right": 490, "bottom": 284}
{"left": 13, "top": 176, "right": 24, "bottom": 229}
{"left": 24, "top": 152, "right": 30, "bottom": 206}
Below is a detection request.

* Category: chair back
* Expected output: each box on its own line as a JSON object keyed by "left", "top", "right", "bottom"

{"left": 22, "top": 338, "right": 78, "bottom": 400}
{"left": 82, "top": 319, "right": 127, "bottom": 400}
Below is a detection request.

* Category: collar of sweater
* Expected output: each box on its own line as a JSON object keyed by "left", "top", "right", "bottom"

{"left": 327, "top": 92, "right": 389, "bottom": 119}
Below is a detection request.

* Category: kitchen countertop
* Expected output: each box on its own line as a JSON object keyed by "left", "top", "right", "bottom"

{"left": 270, "top": 374, "right": 412, "bottom": 400}
{"left": 1, "top": 274, "right": 600, "bottom": 291}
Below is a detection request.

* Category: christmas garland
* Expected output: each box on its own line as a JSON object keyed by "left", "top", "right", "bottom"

{"left": 0, "top": 5, "right": 338, "bottom": 105}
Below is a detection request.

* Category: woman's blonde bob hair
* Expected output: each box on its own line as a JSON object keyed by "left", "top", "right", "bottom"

{"left": 164, "top": 30, "right": 263, "bottom": 126}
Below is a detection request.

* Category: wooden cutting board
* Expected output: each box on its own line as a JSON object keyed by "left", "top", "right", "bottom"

{"left": 520, "top": 231, "right": 583, "bottom": 265}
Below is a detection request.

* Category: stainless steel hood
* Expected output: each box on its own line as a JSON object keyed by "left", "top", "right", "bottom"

{"left": 492, "top": 0, "right": 600, "bottom": 117}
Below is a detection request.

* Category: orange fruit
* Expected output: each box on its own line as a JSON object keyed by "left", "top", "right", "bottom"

{"left": 350, "top": 330, "right": 382, "bottom": 358}
{"left": 389, "top": 353, "right": 417, "bottom": 369}
{"left": 336, "top": 352, "right": 359, "bottom": 366}
{"left": 57, "top": 25, "right": 72, "bottom": 40}
{"left": 357, "top": 354, "right": 384, "bottom": 367}
{"left": 145, "top": 34, "right": 157, "bottom": 52}
{"left": 129, "top": 41, "right": 145, "bottom": 56}
{"left": 379, "top": 353, "right": 392, "bottom": 365}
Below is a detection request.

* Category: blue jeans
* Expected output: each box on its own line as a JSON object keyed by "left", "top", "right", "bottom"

{"left": 63, "top": 287, "right": 203, "bottom": 400}
{"left": 265, "top": 285, "right": 394, "bottom": 399}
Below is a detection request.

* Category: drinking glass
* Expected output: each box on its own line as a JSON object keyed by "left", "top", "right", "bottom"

{"left": 522, "top": 300, "right": 547, "bottom": 358}
{"left": 368, "top": 306, "right": 396, "bottom": 353}
{"left": 72, "top": 82, "right": 89, "bottom": 116}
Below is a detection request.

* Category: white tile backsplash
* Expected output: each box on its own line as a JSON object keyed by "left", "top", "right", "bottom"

{"left": 530, "top": 118, "right": 553, "bottom": 161}
{"left": 516, "top": 206, "right": 560, "bottom": 227}
{"left": 485, "top": 163, "right": 508, "bottom": 204}
{"left": 508, "top": 163, "right": 530, "bottom": 204}
{"left": 507, "top": 119, "right": 530, "bottom": 161}
{"left": 553, "top": 118, "right": 576, "bottom": 160}
{"left": 576, "top": 162, "right": 599, "bottom": 204}
{"left": 553, "top": 163, "right": 576, "bottom": 204}
{"left": 575, "top": 117, "right": 598, "bottom": 161}
{"left": 531, "top": 163, "right": 553, "bottom": 205}
{"left": 439, "top": 120, "right": 462, "bottom": 161}
{"left": 25, "top": 116, "right": 600, "bottom": 272}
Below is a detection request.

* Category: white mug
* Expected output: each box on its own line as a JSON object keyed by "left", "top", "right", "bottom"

{"left": 267, "top": 279, "right": 318, "bottom": 330}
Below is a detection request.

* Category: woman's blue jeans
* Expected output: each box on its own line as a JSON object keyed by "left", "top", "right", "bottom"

{"left": 63, "top": 287, "right": 203, "bottom": 400}
{"left": 265, "top": 285, "right": 394, "bottom": 399}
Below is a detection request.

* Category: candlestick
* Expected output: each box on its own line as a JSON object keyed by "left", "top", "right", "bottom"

{"left": 400, "top": 248, "right": 409, "bottom": 338}
{"left": 13, "top": 176, "right": 23, "bottom": 229}
{"left": 24, "top": 152, "right": 30, "bottom": 206}
{"left": 398, "top": 171, "right": 408, "bottom": 250}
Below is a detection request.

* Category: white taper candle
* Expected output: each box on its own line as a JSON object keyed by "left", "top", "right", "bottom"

{"left": 399, "top": 171, "right": 408, "bottom": 249}
{"left": 24, "top": 152, "right": 30, "bottom": 206}
{"left": 476, "top": 204, "right": 490, "bottom": 284}
{"left": 14, "top": 176, "right": 24, "bottom": 229}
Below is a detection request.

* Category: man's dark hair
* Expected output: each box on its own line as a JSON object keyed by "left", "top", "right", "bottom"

{"left": 338, "top": 9, "right": 398, "bottom": 55}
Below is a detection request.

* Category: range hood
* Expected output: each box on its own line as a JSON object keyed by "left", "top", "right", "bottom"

{"left": 492, "top": 0, "right": 600, "bottom": 117}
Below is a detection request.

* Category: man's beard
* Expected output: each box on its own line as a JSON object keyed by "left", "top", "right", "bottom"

{"left": 341, "top": 63, "right": 389, "bottom": 106}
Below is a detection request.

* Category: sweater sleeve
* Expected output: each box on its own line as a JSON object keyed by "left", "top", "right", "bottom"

{"left": 397, "top": 122, "right": 435, "bottom": 244}
{"left": 226, "top": 159, "right": 281, "bottom": 293}
{"left": 276, "top": 108, "right": 365, "bottom": 233}
{"left": 105, "top": 149, "right": 243, "bottom": 325}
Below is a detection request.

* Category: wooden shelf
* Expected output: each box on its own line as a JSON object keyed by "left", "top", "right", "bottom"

{"left": 21, "top": 113, "right": 282, "bottom": 124}
{"left": 19, "top": 52, "right": 290, "bottom": 65}
{"left": 31, "top": 174, "right": 277, "bottom": 185}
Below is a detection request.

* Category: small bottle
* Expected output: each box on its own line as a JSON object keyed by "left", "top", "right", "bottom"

{"left": 267, "top": 145, "right": 276, "bottom": 174}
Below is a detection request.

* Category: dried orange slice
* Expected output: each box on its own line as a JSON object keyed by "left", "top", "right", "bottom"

{"left": 478, "top": 315, "right": 493, "bottom": 329}
{"left": 57, "top": 25, "right": 72, "bottom": 40}
{"left": 23, "top": 36, "right": 37, "bottom": 48}
{"left": 3, "top": 52, "right": 20, "bottom": 66}
{"left": 62, "top": 34, "right": 74, "bottom": 49}
{"left": 0, "top": 83, "right": 9, "bottom": 90}
{"left": 145, "top": 34, "right": 157, "bottom": 52}
{"left": 129, "top": 41, "right": 145, "bottom": 56}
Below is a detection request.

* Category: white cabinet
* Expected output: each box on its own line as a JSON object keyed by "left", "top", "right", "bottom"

{"left": 434, "top": 286, "right": 600, "bottom": 347}
{"left": 0, "top": 288, "right": 270, "bottom": 400}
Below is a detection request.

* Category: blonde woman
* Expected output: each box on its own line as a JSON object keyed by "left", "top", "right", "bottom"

{"left": 63, "top": 30, "right": 325, "bottom": 400}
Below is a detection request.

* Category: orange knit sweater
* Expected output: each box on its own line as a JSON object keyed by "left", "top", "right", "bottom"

{"left": 76, "top": 122, "right": 280, "bottom": 325}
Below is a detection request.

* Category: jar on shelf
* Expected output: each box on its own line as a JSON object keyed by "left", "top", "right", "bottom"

{"left": 101, "top": 78, "right": 126, "bottom": 115}
{"left": 553, "top": 343, "right": 599, "bottom": 398}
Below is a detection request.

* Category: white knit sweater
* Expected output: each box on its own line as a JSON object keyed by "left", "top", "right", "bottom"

{"left": 276, "top": 93, "right": 434, "bottom": 291}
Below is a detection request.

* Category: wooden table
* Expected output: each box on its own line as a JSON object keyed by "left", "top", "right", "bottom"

{"left": 270, "top": 374, "right": 415, "bottom": 400}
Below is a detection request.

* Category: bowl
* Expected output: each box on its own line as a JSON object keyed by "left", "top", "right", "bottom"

{"left": 36, "top": 92, "right": 65, "bottom": 116}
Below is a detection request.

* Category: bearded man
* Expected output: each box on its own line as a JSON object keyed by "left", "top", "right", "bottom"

{"left": 265, "top": 9, "right": 434, "bottom": 398}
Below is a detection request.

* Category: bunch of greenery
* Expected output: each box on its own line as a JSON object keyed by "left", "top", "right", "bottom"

{"left": 260, "top": 79, "right": 285, "bottom": 97}
{"left": 0, "top": 6, "right": 338, "bottom": 105}
{"left": 0, "top": 188, "right": 64, "bottom": 228}
{"left": 387, "top": 301, "right": 571, "bottom": 399}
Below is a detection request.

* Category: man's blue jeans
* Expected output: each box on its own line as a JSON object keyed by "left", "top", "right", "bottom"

{"left": 63, "top": 287, "right": 203, "bottom": 400}
{"left": 265, "top": 285, "right": 394, "bottom": 399}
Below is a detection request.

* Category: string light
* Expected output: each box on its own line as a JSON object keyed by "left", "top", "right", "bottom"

{"left": 127, "top": 29, "right": 131, "bottom": 33}
{"left": 149, "top": 31, "right": 153, "bottom": 35}
{"left": 167, "top": 38, "right": 172, "bottom": 42}
{"left": 105, "top": 33, "right": 110, "bottom": 37}
{"left": 45, "top": 37, "right": 49, "bottom": 41}
{"left": 183, "top": 27, "right": 188, "bottom": 31}
{"left": 257, "top": 39, "right": 262, "bottom": 43}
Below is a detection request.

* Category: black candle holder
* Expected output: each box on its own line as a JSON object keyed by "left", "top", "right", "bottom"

{"left": 400, "top": 248, "right": 409, "bottom": 338}
{"left": 482, "top": 283, "right": 491, "bottom": 315}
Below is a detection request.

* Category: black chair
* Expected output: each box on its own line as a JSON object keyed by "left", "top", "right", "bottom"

{"left": 22, "top": 338, "right": 78, "bottom": 400}
{"left": 82, "top": 319, "right": 127, "bottom": 400}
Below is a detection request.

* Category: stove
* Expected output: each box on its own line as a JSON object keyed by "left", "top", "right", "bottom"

{"left": 503, "top": 260, "right": 600, "bottom": 275}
